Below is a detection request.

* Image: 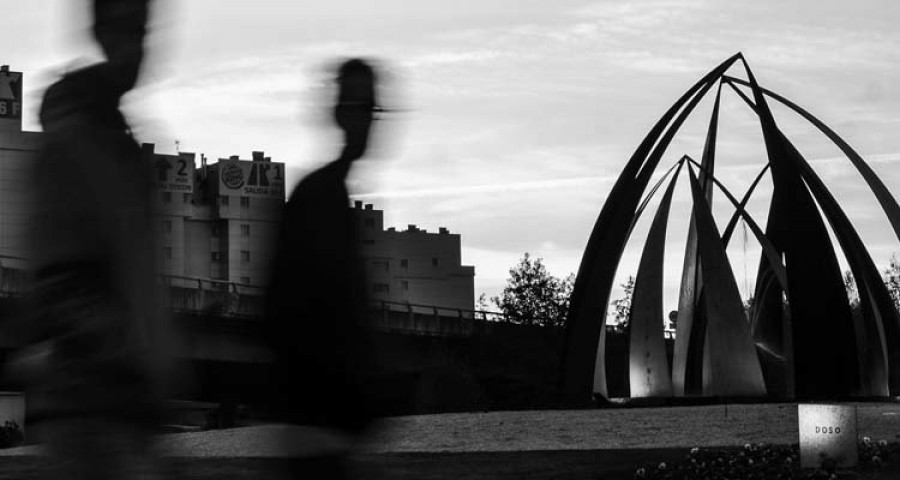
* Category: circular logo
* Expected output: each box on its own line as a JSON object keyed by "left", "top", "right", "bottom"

{"left": 222, "top": 163, "right": 245, "bottom": 189}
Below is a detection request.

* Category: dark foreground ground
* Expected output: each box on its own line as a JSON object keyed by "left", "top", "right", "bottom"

{"left": 1, "top": 448, "right": 899, "bottom": 480}
{"left": 0, "top": 450, "right": 713, "bottom": 479}
{"left": 2, "top": 403, "right": 899, "bottom": 478}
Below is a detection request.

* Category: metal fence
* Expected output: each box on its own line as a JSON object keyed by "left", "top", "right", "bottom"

{"left": 0, "top": 268, "right": 680, "bottom": 338}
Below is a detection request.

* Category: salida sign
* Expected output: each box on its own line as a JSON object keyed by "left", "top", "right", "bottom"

{"left": 218, "top": 160, "right": 285, "bottom": 199}
{"left": 0, "top": 70, "right": 22, "bottom": 119}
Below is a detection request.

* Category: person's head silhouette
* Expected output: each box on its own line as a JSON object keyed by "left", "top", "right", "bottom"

{"left": 40, "top": 0, "right": 149, "bottom": 131}
{"left": 93, "top": 0, "right": 149, "bottom": 95}
{"left": 334, "top": 59, "right": 378, "bottom": 162}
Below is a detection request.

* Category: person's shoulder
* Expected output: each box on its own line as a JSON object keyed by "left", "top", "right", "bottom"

{"left": 287, "top": 161, "right": 347, "bottom": 201}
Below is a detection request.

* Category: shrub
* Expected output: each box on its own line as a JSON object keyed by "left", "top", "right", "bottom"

{"left": 0, "top": 421, "right": 23, "bottom": 448}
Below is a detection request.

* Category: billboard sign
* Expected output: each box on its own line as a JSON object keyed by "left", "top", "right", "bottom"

{"left": 153, "top": 155, "right": 195, "bottom": 193}
{"left": 0, "top": 70, "right": 22, "bottom": 119}
{"left": 218, "top": 160, "right": 285, "bottom": 199}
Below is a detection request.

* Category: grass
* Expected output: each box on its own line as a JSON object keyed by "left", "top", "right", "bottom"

{"left": 366, "top": 402, "right": 900, "bottom": 452}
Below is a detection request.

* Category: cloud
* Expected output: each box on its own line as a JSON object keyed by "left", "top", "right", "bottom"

{"left": 402, "top": 50, "right": 507, "bottom": 68}
{"left": 353, "top": 173, "right": 613, "bottom": 200}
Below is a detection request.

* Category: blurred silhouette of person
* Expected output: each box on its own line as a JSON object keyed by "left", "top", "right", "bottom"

{"left": 22, "top": 0, "right": 170, "bottom": 477}
{"left": 265, "top": 58, "right": 381, "bottom": 478}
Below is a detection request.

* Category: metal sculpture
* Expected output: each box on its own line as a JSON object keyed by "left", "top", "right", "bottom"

{"left": 560, "top": 54, "right": 900, "bottom": 404}
{"left": 627, "top": 161, "right": 681, "bottom": 398}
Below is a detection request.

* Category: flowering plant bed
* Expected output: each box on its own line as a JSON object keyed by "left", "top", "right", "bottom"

{"left": 633, "top": 439, "right": 900, "bottom": 480}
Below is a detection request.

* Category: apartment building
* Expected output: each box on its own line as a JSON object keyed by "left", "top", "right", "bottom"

{"left": 352, "top": 202, "right": 475, "bottom": 312}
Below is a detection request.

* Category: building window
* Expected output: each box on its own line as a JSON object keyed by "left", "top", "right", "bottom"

{"left": 373, "top": 260, "right": 389, "bottom": 272}
{"left": 364, "top": 218, "right": 375, "bottom": 228}
{"left": 402, "top": 280, "right": 409, "bottom": 291}
{"left": 240, "top": 276, "right": 250, "bottom": 284}
{"left": 162, "top": 191, "right": 172, "bottom": 203}
{"left": 211, "top": 251, "right": 221, "bottom": 261}
{"left": 241, "top": 224, "right": 250, "bottom": 237}
{"left": 401, "top": 259, "right": 408, "bottom": 269}
{"left": 432, "top": 257, "right": 439, "bottom": 267}
{"left": 240, "top": 196, "right": 250, "bottom": 208}
{"left": 241, "top": 250, "right": 250, "bottom": 262}
{"left": 220, "top": 196, "right": 229, "bottom": 206}
{"left": 163, "top": 220, "right": 172, "bottom": 234}
{"left": 183, "top": 193, "right": 192, "bottom": 204}
{"left": 163, "top": 247, "right": 172, "bottom": 260}
{"left": 373, "top": 283, "right": 389, "bottom": 294}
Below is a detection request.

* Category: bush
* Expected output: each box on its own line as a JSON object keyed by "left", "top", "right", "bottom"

{"left": 0, "top": 421, "right": 23, "bottom": 448}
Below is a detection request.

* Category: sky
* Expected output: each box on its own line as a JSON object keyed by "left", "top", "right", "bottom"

{"left": 4, "top": 0, "right": 900, "bottom": 316}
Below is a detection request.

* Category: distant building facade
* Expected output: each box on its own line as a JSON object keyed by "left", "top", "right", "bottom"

{"left": 148, "top": 145, "right": 285, "bottom": 288}
{"left": 352, "top": 201, "right": 475, "bottom": 312}
{"left": 0, "top": 66, "right": 36, "bottom": 273}
{"left": 0, "top": 66, "right": 475, "bottom": 312}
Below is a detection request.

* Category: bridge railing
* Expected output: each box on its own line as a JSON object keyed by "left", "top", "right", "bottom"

{"left": 161, "top": 275, "right": 266, "bottom": 318}
{"left": 366, "top": 299, "right": 513, "bottom": 336}
{"left": 0, "top": 266, "right": 579, "bottom": 334}
{"left": 158, "top": 275, "right": 516, "bottom": 325}
{"left": 368, "top": 299, "right": 515, "bottom": 337}
{"left": 372, "top": 299, "right": 506, "bottom": 320}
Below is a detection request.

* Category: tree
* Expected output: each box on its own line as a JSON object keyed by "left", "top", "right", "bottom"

{"left": 844, "top": 270, "right": 859, "bottom": 307}
{"left": 884, "top": 255, "right": 900, "bottom": 312}
{"left": 475, "top": 293, "right": 503, "bottom": 321}
{"left": 844, "top": 256, "right": 900, "bottom": 314}
{"left": 476, "top": 293, "right": 490, "bottom": 311}
{"left": 491, "top": 253, "right": 574, "bottom": 327}
{"left": 610, "top": 276, "right": 635, "bottom": 332}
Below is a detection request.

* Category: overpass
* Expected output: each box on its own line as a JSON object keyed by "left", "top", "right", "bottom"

{"left": 0, "top": 265, "right": 651, "bottom": 412}
{"left": 0, "top": 266, "right": 511, "bottom": 363}
{"left": 0, "top": 265, "right": 533, "bottom": 407}
{"left": 168, "top": 277, "right": 507, "bottom": 363}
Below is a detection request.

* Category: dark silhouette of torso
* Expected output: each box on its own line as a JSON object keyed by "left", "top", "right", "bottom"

{"left": 266, "top": 158, "right": 372, "bottom": 433}
{"left": 30, "top": 61, "right": 165, "bottom": 428}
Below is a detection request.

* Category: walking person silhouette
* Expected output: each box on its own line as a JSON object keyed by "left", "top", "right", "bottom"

{"left": 265, "top": 58, "right": 382, "bottom": 478}
{"left": 23, "top": 0, "right": 170, "bottom": 478}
